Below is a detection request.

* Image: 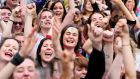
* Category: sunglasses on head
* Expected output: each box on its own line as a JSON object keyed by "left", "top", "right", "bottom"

{"left": 13, "top": 21, "right": 23, "bottom": 25}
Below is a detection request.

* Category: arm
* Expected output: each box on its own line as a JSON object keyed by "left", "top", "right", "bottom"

{"left": 82, "top": 39, "right": 93, "bottom": 54}
{"left": 112, "top": 0, "right": 135, "bottom": 21}
{"left": 102, "top": 30, "right": 114, "bottom": 76}
{"left": 24, "top": 3, "right": 36, "bottom": 37}
{"left": 0, "top": 27, "right": 37, "bottom": 79}
{"left": 122, "top": 36, "right": 136, "bottom": 79}
{"left": 1, "top": 16, "right": 14, "bottom": 38}
{"left": 115, "top": 19, "right": 136, "bottom": 79}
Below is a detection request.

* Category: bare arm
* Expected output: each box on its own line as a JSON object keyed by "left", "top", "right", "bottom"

{"left": 82, "top": 39, "right": 93, "bottom": 54}
{"left": 0, "top": 27, "right": 37, "bottom": 79}
{"left": 24, "top": 3, "right": 36, "bottom": 37}
{"left": 112, "top": 0, "right": 135, "bottom": 21}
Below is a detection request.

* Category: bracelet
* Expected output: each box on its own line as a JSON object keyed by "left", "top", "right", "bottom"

{"left": 10, "top": 53, "right": 24, "bottom": 66}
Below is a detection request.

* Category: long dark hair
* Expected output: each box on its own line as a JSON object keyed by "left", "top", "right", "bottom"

{"left": 122, "top": 0, "right": 138, "bottom": 12}
{"left": 50, "top": 0, "right": 66, "bottom": 21}
{"left": 36, "top": 38, "right": 51, "bottom": 67}
{"left": 60, "top": 24, "right": 82, "bottom": 54}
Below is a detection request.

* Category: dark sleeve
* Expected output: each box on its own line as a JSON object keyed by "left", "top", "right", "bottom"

{"left": 127, "top": 20, "right": 136, "bottom": 26}
{"left": 85, "top": 48, "right": 105, "bottom": 79}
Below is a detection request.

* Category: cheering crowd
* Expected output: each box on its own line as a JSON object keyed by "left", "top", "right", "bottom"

{"left": 0, "top": 0, "right": 140, "bottom": 79}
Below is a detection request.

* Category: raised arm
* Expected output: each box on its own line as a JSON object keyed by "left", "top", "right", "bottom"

{"left": 1, "top": 6, "right": 22, "bottom": 38}
{"left": 115, "top": 18, "right": 136, "bottom": 79}
{"left": 102, "top": 29, "right": 114, "bottom": 78}
{"left": 24, "top": 3, "right": 36, "bottom": 37}
{"left": 0, "top": 26, "right": 37, "bottom": 79}
{"left": 87, "top": 24, "right": 103, "bottom": 51}
{"left": 111, "top": 0, "right": 135, "bottom": 21}
{"left": 121, "top": 24, "right": 136, "bottom": 79}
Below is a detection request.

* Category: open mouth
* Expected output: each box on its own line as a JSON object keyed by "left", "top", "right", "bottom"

{"left": 66, "top": 39, "right": 74, "bottom": 44}
{"left": 5, "top": 52, "right": 13, "bottom": 58}
{"left": 44, "top": 52, "right": 53, "bottom": 58}
{"left": 45, "top": 21, "right": 51, "bottom": 25}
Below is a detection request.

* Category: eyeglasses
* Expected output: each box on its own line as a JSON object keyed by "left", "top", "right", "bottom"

{"left": 13, "top": 21, "right": 23, "bottom": 25}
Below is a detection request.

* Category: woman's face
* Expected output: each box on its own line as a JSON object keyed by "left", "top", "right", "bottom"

{"left": 40, "top": 11, "right": 53, "bottom": 30}
{"left": 125, "top": 0, "right": 135, "bottom": 11}
{"left": 12, "top": 59, "right": 36, "bottom": 79}
{"left": 40, "top": 39, "right": 55, "bottom": 62}
{"left": 0, "top": 39, "right": 19, "bottom": 62}
{"left": 85, "top": 1, "right": 93, "bottom": 12}
{"left": 73, "top": 9, "right": 82, "bottom": 22}
{"left": 91, "top": 13, "right": 104, "bottom": 28}
{"left": 63, "top": 27, "right": 79, "bottom": 49}
{"left": 74, "top": 66, "right": 87, "bottom": 78}
{"left": 53, "top": 2, "right": 64, "bottom": 18}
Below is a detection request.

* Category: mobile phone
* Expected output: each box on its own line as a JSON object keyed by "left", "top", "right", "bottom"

{"left": 26, "top": 0, "right": 34, "bottom": 4}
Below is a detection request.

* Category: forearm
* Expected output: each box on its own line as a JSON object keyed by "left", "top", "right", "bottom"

{"left": 60, "top": 62, "right": 73, "bottom": 79}
{"left": 82, "top": 39, "right": 93, "bottom": 54}
{"left": 68, "top": 0, "right": 75, "bottom": 9}
{"left": 116, "top": 1, "right": 135, "bottom": 21}
{"left": 103, "top": 43, "right": 113, "bottom": 72}
{"left": 2, "top": 19, "right": 13, "bottom": 38}
{"left": 0, "top": 63, "right": 16, "bottom": 79}
{"left": 122, "top": 37, "right": 136, "bottom": 79}
{"left": 24, "top": 14, "right": 33, "bottom": 37}
{"left": 61, "top": 9, "right": 75, "bottom": 30}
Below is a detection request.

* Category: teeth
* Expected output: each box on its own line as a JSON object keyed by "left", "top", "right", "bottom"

{"left": 67, "top": 40, "right": 74, "bottom": 43}
{"left": 5, "top": 52, "right": 13, "bottom": 57}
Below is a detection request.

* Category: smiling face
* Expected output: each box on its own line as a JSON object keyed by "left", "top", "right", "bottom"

{"left": 0, "top": 39, "right": 19, "bottom": 62}
{"left": 63, "top": 27, "right": 79, "bottom": 49}
{"left": 40, "top": 39, "right": 55, "bottom": 62}
{"left": 12, "top": 58, "right": 36, "bottom": 79}
{"left": 40, "top": 11, "right": 53, "bottom": 30}
{"left": 0, "top": 8, "right": 11, "bottom": 22}
{"left": 53, "top": 2, "right": 64, "bottom": 19}
{"left": 91, "top": 13, "right": 104, "bottom": 28}
{"left": 74, "top": 66, "right": 87, "bottom": 78}
{"left": 12, "top": 18, "right": 24, "bottom": 34}
{"left": 85, "top": 0, "right": 93, "bottom": 12}
{"left": 125, "top": 0, "right": 135, "bottom": 11}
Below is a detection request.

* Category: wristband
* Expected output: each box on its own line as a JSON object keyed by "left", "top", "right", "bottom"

{"left": 10, "top": 53, "right": 24, "bottom": 66}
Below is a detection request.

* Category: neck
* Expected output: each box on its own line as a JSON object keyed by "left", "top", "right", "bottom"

{"left": 0, "top": 60, "right": 8, "bottom": 71}
{"left": 64, "top": 47, "right": 75, "bottom": 54}
{"left": 41, "top": 61, "right": 51, "bottom": 68}
{"left": 40, "top": 28, "right": 51, "bottom": 37}
{"left": 85, "top": 11, "right": 92, "bottom": 16}
{"left": 74, "top": 20, "right": 82, "bottom": 25}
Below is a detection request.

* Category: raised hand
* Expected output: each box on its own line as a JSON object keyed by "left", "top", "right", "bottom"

{"left": 103, "top": 29, "right": 114, "bottom": 43}
{"left": 26, "top": 3, "right": 36, "bottom": 15}
{"left": 12, "top": 6, "right": 22, "bottom": 17}
{"left": 114, "top": 18, "right": 129, "bottom": 37}
{"left": 19, "top": 26, "right": 38, "bottom": 58}
{"left": 87, "top": 24, "right": 103, "bottom": 43}
{"left": 87, "top": 24, "right": 103, "bottom": 50}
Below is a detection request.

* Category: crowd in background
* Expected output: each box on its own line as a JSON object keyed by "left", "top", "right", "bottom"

{"left": 0, "top": 0, "right": 140, "bottom": 79}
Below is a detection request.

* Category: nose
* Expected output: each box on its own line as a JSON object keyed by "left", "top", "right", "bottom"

{"left": 82, "top": 68, "right": 87, "bottom": 75}
{"left": 8, "top": 46, "right": 13, "bottom": 52}
{"left": 23, "top": 70, "right": 30, "bottom": 77}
